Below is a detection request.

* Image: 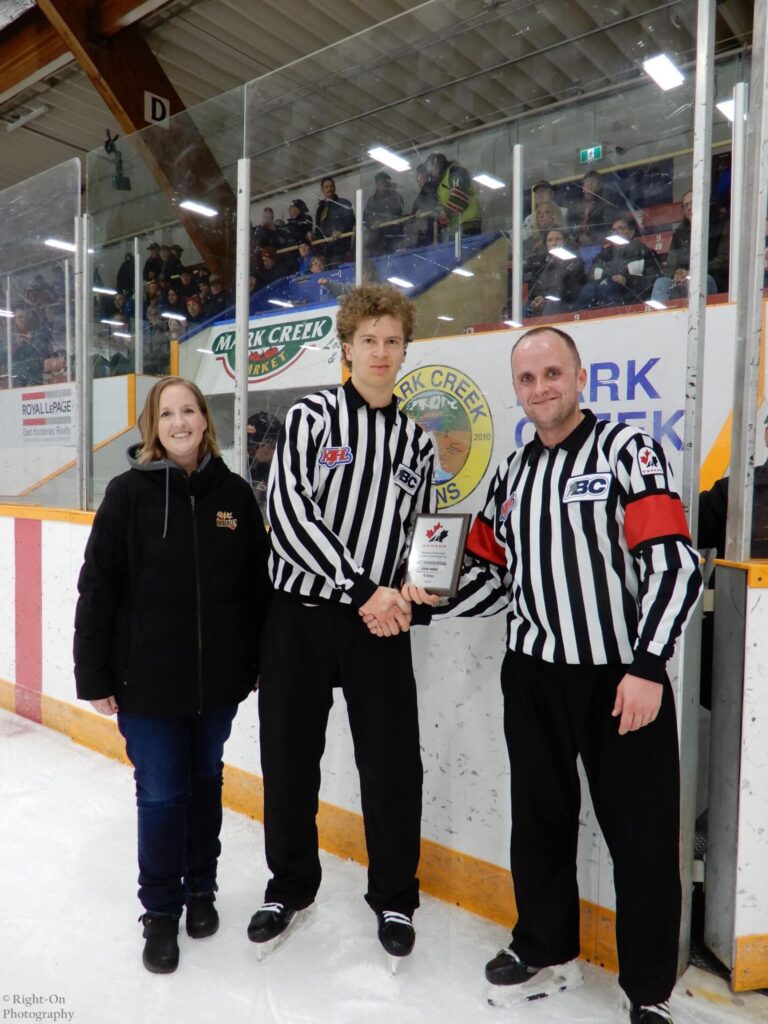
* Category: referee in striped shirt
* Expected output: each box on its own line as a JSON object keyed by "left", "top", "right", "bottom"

{"left": 404, "top": 326, "right": 702, "bottom": 1023}
{"left": 249, "top": 284, "right": 435, "bottom": 961}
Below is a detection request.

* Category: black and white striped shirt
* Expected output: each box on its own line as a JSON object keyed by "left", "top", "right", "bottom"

{"left": 438, "top": 410, "right": 702, "bottom": 682}
{"left": 267, "top": 379, "right": 435, "bottom": 605}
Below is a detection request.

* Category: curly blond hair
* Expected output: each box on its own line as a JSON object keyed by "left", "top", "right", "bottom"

{"left": 336, "top": 284, "right": 416, "bottom": 369}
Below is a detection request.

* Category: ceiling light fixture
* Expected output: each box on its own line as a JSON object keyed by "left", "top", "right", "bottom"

{"left": 606, "top": 234, "right": 630, "bottom": 246}
{"left": 473, "top": 173, "right": 505, "bottom": 190}
{"left": 93, "top": 286, "right": 117, "bottom": 296}
{"left": 550, "top": 247, "right": 577, "bottom": 260}
{"left": 179, "top": 199, "right": 218, "bottom": 217}
{"left": 451, "top": 267, "right": 474, "bottom": 278}
{"left": 387, "top": 276, "right": 414, "bottom": 289}
{"left": 643, "top": 54, "right": 684, "bottom": 91}
{"left": 6, "top": 105, "right": 48, "bottom": 133}
{"left": 368, "top": 146, "right": 410, "bottom": 172}
{"left": 268, "top": 299, "right": 294, "bottom": 308}
{"left": 44, "top": 238, "right": 76, "bottom": 253}
{"left": 504, "top": 319, "right": 523, "bottom": 327}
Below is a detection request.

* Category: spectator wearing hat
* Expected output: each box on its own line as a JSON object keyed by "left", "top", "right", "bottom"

{"left": 295, "top": 241, "right": 315, "bottom": 274}
{"left": 247, "top": 411, "right": 283, "bottom": 514}
{"left": 364, "top": 172, "right": 405, "bottom": 256}
{"left": 184, "top": 294, "right": 206, "bottom": 327}
{"left": 177, "top": 267, "right": 197, "bottom": 300}
{"left": 162, "top": 245, "right": 184, "bottom": 285}
{"left": 144, "top": 243, "right": 163, "bottom": 283}
{"left": 116, "top": 253, "right": 135, "bottom": 296}
{"left": 204, "top": 275, "right": 231, "bottom": 319}
{"left": 284, "top": 200, "right": 314, "bottom": 248}
{"left": 314, "top": 176, "right": 355, "bottom": 267}
{"left": 258, "top": 247, "right": 285, "bottom": 288}
{"left": 522, "top": 181, "right": 568, "bottom": 243}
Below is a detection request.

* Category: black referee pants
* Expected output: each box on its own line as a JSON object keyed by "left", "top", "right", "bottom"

{"left": 501, "top": 651, "right": 681, "bottom": 1007}
{"left": 258, "top": 593, "right": 423, "bottom": 916}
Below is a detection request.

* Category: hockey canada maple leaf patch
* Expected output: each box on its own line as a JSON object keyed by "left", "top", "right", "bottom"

{"left": 637, "top": 446, "right": 663, "bottom": 476}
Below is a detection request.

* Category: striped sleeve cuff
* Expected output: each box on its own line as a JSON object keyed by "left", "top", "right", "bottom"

{"left": 628, "top": 649, "right": 667, "bottom": 684}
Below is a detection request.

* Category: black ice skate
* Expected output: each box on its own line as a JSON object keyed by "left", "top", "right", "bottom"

{"left": 485, "top": 945, "right": 583, "bottom": 1007}
{"left": 377, "top": 910, "right": 415, "bottom": 975}
{"left": 629, "top": 1000, "right": 674, "bottom": 1023}
{"left": 247, "top": 901, "right": 310, "bottom": 961}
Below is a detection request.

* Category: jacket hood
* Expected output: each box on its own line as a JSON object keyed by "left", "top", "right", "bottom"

{"left": 125, "top": 443, "right": 215, "bottom": 539}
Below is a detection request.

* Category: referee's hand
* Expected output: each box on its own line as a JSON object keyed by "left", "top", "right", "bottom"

{"left": 359, "top": 586, "right": 412, "bottom": 637}
{"left": 612, "top": 674, "right": 663, "bottom": 735}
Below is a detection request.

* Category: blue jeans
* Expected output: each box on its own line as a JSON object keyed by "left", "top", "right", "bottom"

{"left": 117, "top": 705, "right": 237, "bottom": 917}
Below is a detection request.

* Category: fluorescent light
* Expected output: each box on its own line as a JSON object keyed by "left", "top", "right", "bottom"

{"left": 473, "top": 173, "right": 505, "bottom": 190}
{"left": 100, "top": 318, "right": 125, "bottom": 326}
{"left": 45, "top": 238, "right": 76, "bottom": 252}
{"left": 716, "top": 99, "right": 735, "bottom": 122}
{"left": 645, "top": 300, "right": 667, "bottom": 310}
{"left": 544, "top": 294, "right": 561, "bottom": 302}
{"left": 93, "top": 286, "right": 117, "bottom": 296}
{"left": 196, "top": 348, "right": 215, "bottom": 355}
{"left": 161, "top": 311, "right": 187, "bottom": 321}
{"left": 451, "top": 267, "right": 474, "bottom": 278}
{"left": 606, "top": 234, "right": 630, "bottom": 246}
{"left": 550, "top": 247, "right": 576, "bottom": 260}
{"left": 437, "top": 315, "right": 454, "bottom": 322}
{"left": 113, "top": 332, "right": 132, "bottom": 339}
{"left": 387, "top": 276, "right": 414, "bottom": 289}
{"left": 504, "top": 319, "right": 523, "bottom": 327}
{"left": 0, "top": 308, "right": 14, "bottom": 318}
{"left": 368, "top": 146, "right": 410, "bottom": 172}
{"left": 6, "top": 105, "right": 48, "bottom": 133}
{"left": 268, "top": 299, "right": 294, "bottom": 308}
{"left": 643, "top": 54, "right": 684, "bottom": 91}
{"left": 179, "top": 199, "right": 218, "bottom": 217}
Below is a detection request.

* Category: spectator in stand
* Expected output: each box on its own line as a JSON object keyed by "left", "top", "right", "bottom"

{"left": 161, "top": 286, "right": 187, "bottom": 320}
{"left": 198, "top": 276, "right": 211, "bottom": 310}
{"left": 364, "top": 172, "right": 405, "bottom": 256}
{"left": 522, "top": 180, "right": 568, "bottom": 243}
{"left": 567, "top": 170, "right": 619, "bottom": 247}
{"left": 116, "top": 253, "right": 135, "bottom": 296}
{"left": 258, "top": 247, "right": 285, "bottom": 288}
{"left": 144, "top": 243, "right": 163, "bottom": 283}
{"left": 407, "top": 162, "right": 439, "bottom": 249}
{"left": 522, "top": 200, "right": 565, "bottom": 257}
{"left": 184, "top": 294, "right": 206, "bottom": 327}
{"left": 161, "top": 245, "right": 184, "bottom": 286}
{"left": 284, "top": 200, "right": 314, "bottom": 248}
{"left": 176, "top": 267, "right": 197, "bottom": 300}
{"left": 649, "top": 190, "right": 720, "bottom": 303}
{"left": 110, "top": 291, "right": 135, "bottom": 322}
{"left": 425, "top": 152, "right": 482, "bottom": 239}
{"left": 577, "top": 216, "right": 662, "bottom": 309}
{"left": 11, "top": 307, "right": 50, "bottom": 386}
{"left": 254, "top": 208, "right": 285, "bottom": 253}
{"left": 204, "top": 275, "right": 231, "bottom": 318}
{"left": 524, "top": 229, "right": 586, "bottom": 318}
{"left": 315, "top": 176, "right": 355, "bottom": 267}
{"left": 296, "top": 242, "right": 314, "bottom": 274}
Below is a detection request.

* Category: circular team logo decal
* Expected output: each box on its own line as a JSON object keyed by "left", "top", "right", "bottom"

{"left": 210, "top": 314, "right": 334, "bottom": 382}
{"left": 394, "top": 364, "right": 493, "bottom": 508}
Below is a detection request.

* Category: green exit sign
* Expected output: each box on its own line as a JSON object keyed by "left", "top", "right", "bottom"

{"left": 579, "top": 145, "right": 603, "bottom": 164}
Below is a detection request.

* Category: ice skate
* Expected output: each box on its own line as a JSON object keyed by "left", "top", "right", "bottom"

{"left": 629, "top": 1000, "right": 674, "bottom": 1023}
{"left": 485, "top": 946, "right": 583, "bottom": 1007}
{"left": 247, "top": 901, "right": 311, "bottom": 961}
{"left": 377, "top": 911, "right": 415, "bottom": 974}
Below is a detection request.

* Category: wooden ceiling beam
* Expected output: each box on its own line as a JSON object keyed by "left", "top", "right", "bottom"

{"left": 34, "top": 0, "right": 237, "bottom": 277}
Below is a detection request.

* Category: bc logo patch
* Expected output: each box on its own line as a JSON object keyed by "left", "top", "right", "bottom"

{"left": 319, "top": 446, "right": 353, "bottom": 468}
{"left": 563, "top": 473, "right": 612, "bottom": 503}
{"left": 499, "top": 494, "right": 516, "bottom": 523}
{"left": 394, "top": 464, "right": 420, "bottom": 495}
{"left": 637, "top": 446, "right": 663, "bottom": 476}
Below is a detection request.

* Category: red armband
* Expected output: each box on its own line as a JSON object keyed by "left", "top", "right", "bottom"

{"left": 624, "top": 494, "right": 691, "bottom": 550}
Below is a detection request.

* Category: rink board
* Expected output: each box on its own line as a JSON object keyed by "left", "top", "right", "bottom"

{"left": 1, "top": 303, "right": 764, "bottom": 983}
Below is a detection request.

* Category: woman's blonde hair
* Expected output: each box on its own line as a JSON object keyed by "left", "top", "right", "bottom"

{"left": 137, "top": 376, "right": 221, "bottom": 465}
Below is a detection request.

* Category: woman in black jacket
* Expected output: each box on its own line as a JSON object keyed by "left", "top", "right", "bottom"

{"left": 74, "top": 376, "right": 271, "bottom": 975}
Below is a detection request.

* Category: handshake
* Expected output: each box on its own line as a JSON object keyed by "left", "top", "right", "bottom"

{"left": 359, "top": 584, "right": 440, "bottom": 637}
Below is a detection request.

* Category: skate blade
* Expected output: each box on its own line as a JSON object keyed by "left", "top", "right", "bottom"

{"left": 252, "top": 907, "right": 312, "bottom": 963}
{"left": 387, "top": 953, "right": 404, "bottom": 976}
{"left": 487, "top": 960, "right": 583, "bottom": 1008}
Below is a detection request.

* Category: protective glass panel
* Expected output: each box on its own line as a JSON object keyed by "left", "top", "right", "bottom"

{"left": 0, "top": 159, "right": 80, "bottom": 507}
{"left": 85, "top": 86, "right": 245, "bottom": 507}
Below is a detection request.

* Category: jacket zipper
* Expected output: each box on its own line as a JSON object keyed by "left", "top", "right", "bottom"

{"left": 190, "top": 489, "right": 204, "bottom": 714}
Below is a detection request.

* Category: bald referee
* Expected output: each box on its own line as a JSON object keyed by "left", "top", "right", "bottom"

{"left": 403, "top": 326, "right": 702, "bottom": 1023}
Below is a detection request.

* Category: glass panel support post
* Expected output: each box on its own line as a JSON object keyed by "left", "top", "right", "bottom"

{"left": 355, "top": 188, "right": 363, "bottom": 286}
{"left": 677, "top": 0, "right": 716, "bottom": 978}
{"left": 234, "top": 158, "right": 252, "bottom": 481}
{"left": 511, "top": 144, "right": 524, "bottom": 324}
{"left": 728, "top": 83, "right": 749, "bottom": 303}
{"left": 64, "top": 258, "right": 72, "bottom": 383}
{"left": 75, "top": 214, "right": 93, "bottom": 510}
{"left": 133, "top": 236, "right": 144, "bottom": 374}
{"left": 726, "top": 0, "right": 768, "bottom": 563}
{"left": 4, "top": 275, "right": 11, "bottom": 388}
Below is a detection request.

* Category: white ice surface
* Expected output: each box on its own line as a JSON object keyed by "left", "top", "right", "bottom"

{"left": 1, "top": 709, "right": 765, "bottom": 1024}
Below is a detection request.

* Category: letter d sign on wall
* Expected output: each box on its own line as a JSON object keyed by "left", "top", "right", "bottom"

{"left": 144, "top": 91, "right": 170, "bottom": 129}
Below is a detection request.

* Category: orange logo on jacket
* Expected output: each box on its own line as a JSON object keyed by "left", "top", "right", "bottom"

{"left": 216, "top": 511, "right": 238, "bottom": 530}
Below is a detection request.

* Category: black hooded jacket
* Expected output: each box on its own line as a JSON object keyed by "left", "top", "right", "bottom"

{"left": 74, "top": 446, "right": 271, "bottom": 715}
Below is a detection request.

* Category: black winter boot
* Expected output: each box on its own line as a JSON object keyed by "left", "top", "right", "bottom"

{"left": 186, "top": 895, "right": 219, "bottom": 938}
{"left": 141, "top": 914, "right": 180, "bottom": 974}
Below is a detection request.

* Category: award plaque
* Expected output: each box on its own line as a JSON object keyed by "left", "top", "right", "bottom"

{"left": 404, "top": 513, "right": 471, "bottom": 596}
